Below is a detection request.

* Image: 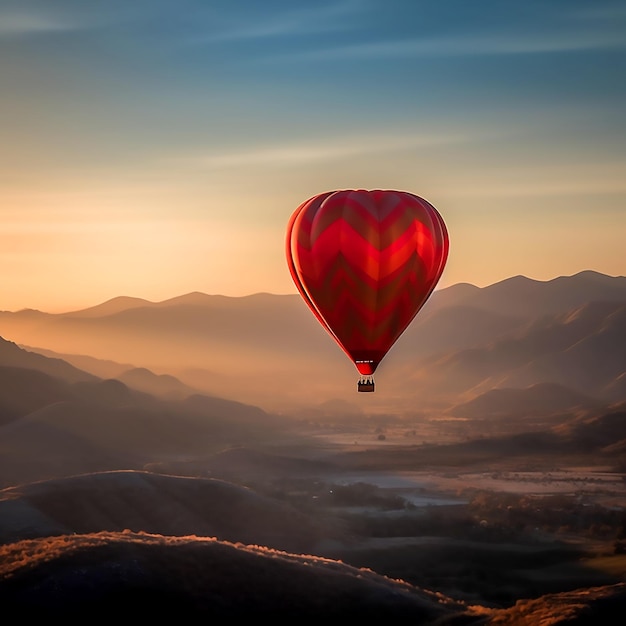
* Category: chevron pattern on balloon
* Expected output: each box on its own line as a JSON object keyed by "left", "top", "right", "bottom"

{"left": 287, "top": 189, "right": 448, "bottom": 378}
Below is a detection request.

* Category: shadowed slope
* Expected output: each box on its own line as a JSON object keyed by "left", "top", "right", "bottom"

{"left": 0, "top": 366, "right": 75, "bottom": 426}
{"left": 399, "top": 300, "right": 626, "bottom": 406}
{"left": 0, "top": 470, "right": 333, "bottom": 553}
{"left": 448, "top": 383, "right": 600, "bottom": 419}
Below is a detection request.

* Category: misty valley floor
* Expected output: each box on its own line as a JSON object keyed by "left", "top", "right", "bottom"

{"left": 221, "top": 418, "right": 626, "bottom": 607}
{"left": 2, "top": 414, "right": 626, "bottom": 617}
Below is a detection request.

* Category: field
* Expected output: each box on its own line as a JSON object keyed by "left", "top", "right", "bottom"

{"left": 257, "top": 421, "right": 626, "bottom": 606}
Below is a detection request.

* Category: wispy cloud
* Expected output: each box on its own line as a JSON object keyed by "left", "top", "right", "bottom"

{"left": 192, "top": 0, "right": 363, "bottom": 43}
{"left": 275, "top": 29, "right": 626, "bottom": 63}
{"left": 179, "top": 131, "right": 476, "bottom": 170}
{"left": 0, "top": 11, "right": 77, "bottom": 36}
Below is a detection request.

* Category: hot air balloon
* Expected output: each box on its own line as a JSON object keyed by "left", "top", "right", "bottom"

{"left": 286, "top": 189, "right": 449, "bottom": 392}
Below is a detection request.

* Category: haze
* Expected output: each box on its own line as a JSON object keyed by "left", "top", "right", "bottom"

{"left": 1, "top": 0, "right": 625, "bottom": 313}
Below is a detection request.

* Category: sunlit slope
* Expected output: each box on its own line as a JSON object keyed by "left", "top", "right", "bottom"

{"left": 0, "top": 531, "right": 471, "bottom": 620}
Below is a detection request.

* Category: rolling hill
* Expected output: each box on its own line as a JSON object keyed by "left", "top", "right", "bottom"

{"left": 0, "top": 470, "right": 331, "bottom": 553}
{"left": 1, "top": 530, "right": 625, "bottom": 622}
{"left": 0, "top": 531, "right": 473, "bottom": 621}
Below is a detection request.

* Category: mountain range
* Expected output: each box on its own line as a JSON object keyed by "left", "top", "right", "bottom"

{"left": 0, "top": 333, "right": 299, "bottom": 489}
{"left": 0, "top": 269, "right": 623, "bottom": 488}
{"left": 0, "top": 270, "right": 624, "bottom": 415}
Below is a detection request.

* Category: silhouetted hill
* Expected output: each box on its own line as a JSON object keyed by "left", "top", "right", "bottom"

{"left": 23, "top": 346, "right": 136, "bottom": 379}
{"left": 1, "top": 531, "right": 624, "bottom": 621}
{"left": 0, "top": 339, "right": 162, "bottom": 425}
{"left": 0, "top": 336, "right": 97, "bottom": 384}
{"left": 0, "top": 392, "right": 294, "bottom": 489}
{"left": 60, "top": 295, "right": 153, "bottom": 318}
{"left": 117, "top": 367, "right": 199, "bottom": 399}
{"left": 0, "top": 403, "right": 125, "bottom": 488}
{"left": 0, "top": 339, "right": 299, "bottom": 489}
{"left": 18, "top": 346, "right": 202, "bottom": 399}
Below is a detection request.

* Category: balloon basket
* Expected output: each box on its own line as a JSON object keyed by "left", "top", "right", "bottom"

{"left": 357, "top": 377, "right": 375, "bottom": 393}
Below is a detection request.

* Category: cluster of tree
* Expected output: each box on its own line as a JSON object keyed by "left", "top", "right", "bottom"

{"left": 468, "top": 491, "right": 626, "bottom": 542}
{"left": 263, "top": 477, "right": 626, "bottom": 549}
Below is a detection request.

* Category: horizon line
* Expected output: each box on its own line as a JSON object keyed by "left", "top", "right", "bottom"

{"left": 2, "top": 269, "right": 621, "bottom": 316}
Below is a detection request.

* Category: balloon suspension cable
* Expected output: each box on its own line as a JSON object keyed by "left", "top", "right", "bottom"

{"left": 357, "top": 375, "right": 375, "bottom": 393}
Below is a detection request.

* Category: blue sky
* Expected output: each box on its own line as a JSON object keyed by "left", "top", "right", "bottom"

{"left": 1, "top": 0, "right": 625, "bottom": 311}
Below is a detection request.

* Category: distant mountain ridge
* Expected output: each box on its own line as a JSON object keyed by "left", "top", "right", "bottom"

{"left": 0, "top": 270, "right": 624, "bottom": 413}
{"left": 6, "top": 270, "right": 622, "bottom": 318}
{"left": 447, "top": 270, "right": 626, "bottom": 318}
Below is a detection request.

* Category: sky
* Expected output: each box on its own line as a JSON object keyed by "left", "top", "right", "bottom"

{"left": 1, "top": 0, "right": 625, "bottom": 313}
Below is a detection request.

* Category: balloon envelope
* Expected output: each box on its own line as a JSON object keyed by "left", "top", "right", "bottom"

{"left": 286, "top": 189, "right": 449, "bottom": 377}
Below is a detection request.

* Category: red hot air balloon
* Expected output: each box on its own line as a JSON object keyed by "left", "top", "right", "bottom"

{"left": 286, "top": 189, "right": 449, "bottom": 392}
